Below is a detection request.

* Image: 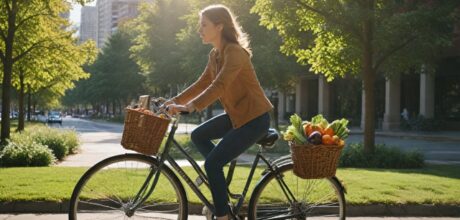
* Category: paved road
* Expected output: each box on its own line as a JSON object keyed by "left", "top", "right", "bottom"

{"left": 54, "top": 117, "right": 199, "bottom": 167}
{"left": 0, "top": 214, "right": 458, "bottom": 220}
{"left": 52, "top": 117, "right": 460, "bottom": 167}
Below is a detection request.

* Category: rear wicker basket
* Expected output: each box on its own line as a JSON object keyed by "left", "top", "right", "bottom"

{"left": 121, "top": 108, "right": 170, "bottom": 155}
{"left": 290, "top": 143, "right": 344, "bottom": 179}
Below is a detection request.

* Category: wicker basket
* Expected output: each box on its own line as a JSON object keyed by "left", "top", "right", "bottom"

{"left": 121, "top": 108, "right": 170, "bottom": 155}
{"left": 290, "top": 142, "right": 344, "bottom": 179}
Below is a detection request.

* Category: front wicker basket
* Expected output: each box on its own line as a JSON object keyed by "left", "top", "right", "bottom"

{"left": 121, "top": 108, "right": 170, "bottom": 155}
{"left": 290, "top": 143, "right": 344, "bottom": 179}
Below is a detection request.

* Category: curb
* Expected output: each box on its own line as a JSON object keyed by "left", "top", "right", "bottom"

{"left": 1, "top": 201, "right": 459, "bottom": 217}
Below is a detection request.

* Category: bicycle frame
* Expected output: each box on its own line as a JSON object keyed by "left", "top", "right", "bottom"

{"left": 130, "top": 114, "right": 298, "bottom": 217}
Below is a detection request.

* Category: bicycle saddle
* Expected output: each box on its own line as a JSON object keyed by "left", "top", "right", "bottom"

{"left": 256, "top": 128, "right": 279, "bottom": 147}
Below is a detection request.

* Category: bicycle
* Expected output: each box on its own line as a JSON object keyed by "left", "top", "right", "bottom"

{"left": 69, "top": 97, "right": 347, "bottom": 220}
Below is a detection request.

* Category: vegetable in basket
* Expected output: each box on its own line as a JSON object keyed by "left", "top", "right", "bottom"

{"left": 283, "top": 114, "right": 349, "bottom": 146}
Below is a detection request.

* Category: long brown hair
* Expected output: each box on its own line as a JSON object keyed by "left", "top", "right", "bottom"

{"left": 200, "top": 4, "right": 252, "bottom": 56}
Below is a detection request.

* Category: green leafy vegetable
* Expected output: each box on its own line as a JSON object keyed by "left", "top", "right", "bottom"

{"left": 282, "top": 114, "right": 307, "bottom": 144}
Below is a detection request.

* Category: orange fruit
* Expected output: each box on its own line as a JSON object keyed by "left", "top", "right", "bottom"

{"left": 322, "top": 134, "right": 335, "bottom": 145}
{"left": 324, "top": 127, "right": 334, "bottom": 136}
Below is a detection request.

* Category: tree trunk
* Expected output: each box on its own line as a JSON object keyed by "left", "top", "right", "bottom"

{"left": 0, "top": 1, "right": 17, "bottom": 144}
{"left": 119, "top": 100, "right": 123, "bottom": 116}
{"left": 27, "top": 85, "right": 31, "bottom": 121}
{"left": 1, "top": 61, "right": 13, "bottom": 143}
{"left": 17, "top": 72, "right": 25, "bottom": 132}
{"left": 362, "top": 0, "right": 376, "bottom": 154}
{"left": 112, "top": 101, "right": 116, "bottom": 116}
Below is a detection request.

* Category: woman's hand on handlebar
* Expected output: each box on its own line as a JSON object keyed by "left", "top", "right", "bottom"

{"left": 165, "top": 102, "right": 195, "bottom": 115}
{"left": 166, "top": 104, "right": 187, "bottom": 115}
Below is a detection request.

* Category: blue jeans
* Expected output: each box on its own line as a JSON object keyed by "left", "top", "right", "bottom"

{"left": 191, "top": 112, "right": 270, "bottom": 217}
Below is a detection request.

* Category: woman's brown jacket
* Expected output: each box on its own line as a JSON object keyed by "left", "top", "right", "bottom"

{"left": 173, "top": 43, "right": 273, "bottom": 129}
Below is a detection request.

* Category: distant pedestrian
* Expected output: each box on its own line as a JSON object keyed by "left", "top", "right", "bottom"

{"left": 401, "top": 108, "right": 409, "bottom": 121}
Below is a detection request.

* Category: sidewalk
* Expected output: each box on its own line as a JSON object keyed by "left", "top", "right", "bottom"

{"left": 1, "top": 201, "right": 459, "bottom": 217}
{"left": 0, "top": 214, "right": 459, "bottom": 220}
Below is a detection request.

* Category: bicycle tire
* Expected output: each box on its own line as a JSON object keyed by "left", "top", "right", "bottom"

{"left": 248, "top": 163, "right": 346, "bottom": 220}
{"left": 69, "top": 153, "right": 188, "bottom": 220}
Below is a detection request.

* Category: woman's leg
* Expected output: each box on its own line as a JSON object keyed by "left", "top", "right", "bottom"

{"left": 190, "top": 113, "right": 233, "bottom": 158}
{"left": 204, "top": 113, "right": 270, "bottom": 217}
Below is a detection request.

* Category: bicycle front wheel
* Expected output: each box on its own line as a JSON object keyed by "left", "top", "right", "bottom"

{"left": 248, "top": 163, "right": 346, "bottom": 220}
{"left": 69, "top": 154, "right": 188, "bottom": 220}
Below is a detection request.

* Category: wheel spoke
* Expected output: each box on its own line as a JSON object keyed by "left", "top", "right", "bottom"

{"left": 250, "top": 163, "right": 345, "bottom": 219}
{"left": 79, "top": 200, "right": 122, "bottom": 211}
{"left": 69, "top": 154, "right": 186, "bottom": 220}
{"left": 138, "top": 202, "right": 180, "bottom": 213}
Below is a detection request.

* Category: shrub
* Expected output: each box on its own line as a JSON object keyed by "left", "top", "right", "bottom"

{"left": 0, "top": 137, "right": 56, "bottom": 167}
{"left": 22, "top": 126, "right": 80, "bottom": 160}
{"left": 60, "top": 129, "right": 80, "bottom": 154}
{"left": 30, "top": 129, "right": 68, "bottom": 160}
{"left": 339, "top": 143, "right": 425, "bottom": 168}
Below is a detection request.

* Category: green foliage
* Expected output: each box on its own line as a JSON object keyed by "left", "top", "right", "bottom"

{"left": 0, "top": 124, "right": 79, "bottom": 166}
{"left": 64, "top": 29, "right": 144, "bottom": 108}
{"left": 130, "top": 0, "right": 191, "bottom": 95}
{"left": 61, "top": 129, "right": 80, "bottom": 155}
{"left": 12, "top": 125, "right": 80, "bottom": 161}
{"left": 0, "top": 137, "right": 56, "bottom": 167}
{"left": 29, "top": 128, "right": 76, "bottom": 161}
{"left": 0, "top": 0, "right": 97, "bottom": 140}
{"left": 339, "top": 143, "right": 425, "bottom": 169}
{"left": 252, "top": 0, "right": 458, "bottom": 80}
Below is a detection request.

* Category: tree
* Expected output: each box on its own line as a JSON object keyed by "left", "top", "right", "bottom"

{"left": 64, "top": 29, "right": 145, "bottom": 115}
{"left": 130, "top": 0, "right": 191, "bottom": 96}
{"left": 12, "top": 37, "right": 96, "bottom": 131}
{"left": 252, "top": 0, "right": 459, "bottom": 153}
{"left": 0, "top": 0, "right": 94, "bottom": 142}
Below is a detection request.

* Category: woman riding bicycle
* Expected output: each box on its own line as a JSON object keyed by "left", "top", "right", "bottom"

{"left": 165, "top": 4, "right": 273, "bottom": 220}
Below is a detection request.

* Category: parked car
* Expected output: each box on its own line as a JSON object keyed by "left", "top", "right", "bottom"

{"left": 47, "top": 111, "right": 62, "bottom": 124}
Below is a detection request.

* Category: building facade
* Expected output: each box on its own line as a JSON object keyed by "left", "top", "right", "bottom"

{"left": 96, "top": 0, "right": 145, "bottom": 48}
{"left": 80, "top": 6, "right": 98, "bottom": 44}
{"left": 277, "top": 37, "right": 460, "bottom": 130}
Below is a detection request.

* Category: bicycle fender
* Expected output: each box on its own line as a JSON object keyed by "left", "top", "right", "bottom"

{"left": 331, "top": 176, "right": 347, "bottom": 194}
{"left": 261, "top": 155, "right": 292, "bottom": 176}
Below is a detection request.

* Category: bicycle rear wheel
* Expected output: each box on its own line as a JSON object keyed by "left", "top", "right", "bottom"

{"left": 69, "top": 154, "right": 188, "bottom": 220}
{"left": 248, "top": 163, "right": 345, "bottom": 220}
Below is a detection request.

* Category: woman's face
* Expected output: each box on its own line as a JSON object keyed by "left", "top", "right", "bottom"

{"left": 198, "top": 15, "right": 222, "bottom": 45}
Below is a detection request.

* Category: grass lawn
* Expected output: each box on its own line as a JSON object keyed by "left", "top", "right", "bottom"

{"left": 0, "top": 164, "right": 459, "bottom": 205}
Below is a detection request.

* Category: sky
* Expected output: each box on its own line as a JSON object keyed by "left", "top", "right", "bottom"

{"left": 69, "top": 2, "right": 96, "bottom": 27}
